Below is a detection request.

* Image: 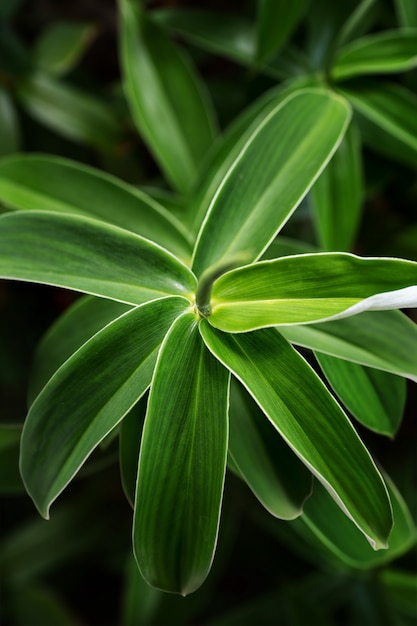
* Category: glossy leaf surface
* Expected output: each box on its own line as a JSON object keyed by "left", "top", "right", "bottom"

{"left": 0, "top": 154, "right": 192, "bottom": 260}
{"left": 0, "top": 211, "right": 196, "bottom": 305}
{"left": 21, "top": 296, "right": 189, "bottom": 517}
{"left": 256, "top": 0, "right": 307, "bottom": 64}
{"left": 119, "top": 0, "right": 216, "bottom": 195}
{"left": 332, "top": 29, "right": 417, "bottom": 79}
{"left": 209, "top": 253, "right": 417, "bottom": 331}
{"left": 280, "top": 310, "right": 417, "bottom": 382}
{"left": 192, "top": 90, "right": 350, "bottom": 276}
{"left": 310, "top": 123, "right": 363, "bottom": 251}
{"left": 316, "top": 355, "right": 406, "bottom": 436}
{"left": 134, "top": 314, "right": 229, "bottom": 595}
{"left": 200, "top": 323, "right": 392, "bottom": 549}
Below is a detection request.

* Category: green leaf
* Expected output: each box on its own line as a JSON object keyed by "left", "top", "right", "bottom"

{"left": 119, "top": 0, "right": 216, "bottom": 195}
{"left": 34, "top": 21, "right": 97, "bottom": 76}
{"left": 256, "top": 0, "right": 307, "bottom": 64}
{"left": 310, "top": 122, "right": 363, "bottom": 251}
{"left": 209, "top": 253, "right": 417, "bottom": 332}
{"left": 0, "top": 88, "right": 20, "bottom": 156}
{"left": 395, "top": 0, "right": 417, "bottom": 27}
{"left": 21, "top": 296, "right": 189, "bottom": 518}
{"left": 0, "top": 211, "right": 196, "bottom": 305}
{"left": 0, "top": 154, "right": 192, "bottom": 260}
{"left": 316, "top": 355, "right": 406, "bottom": 436}
{"left": 200, "top": 323, "right": 392, "bottom": 549}
{"left": 332, "top": 29, "right": 417, "bottom": 80}
{"left": 229, "top": 380, "right": 312, "bottom": 519}
{"left": 280, "top": 310, "right": 417, "bottom": 382}
{"left": 192, "top": 90, "right": 351, "bottom": 277}
{"left": 122, "top": 553, "right": 162, "bottom": 626}
{"left": 119, "top": 397, "right": 147, "bottom": 508}
{"left": 17, "top": 72, "right": 123, "bottom": 152}
{"left": 134, "top": 314, "right": 229, "bottom": 595}
{"left": 337, "top": 0, "right": 379, "bottom": 47}
{"left": 340, "top": 82, "right": 417, "bottom": 158}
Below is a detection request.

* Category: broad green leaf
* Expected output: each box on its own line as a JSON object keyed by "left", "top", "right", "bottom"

{"left": 256, "top": 0, "right": 307, "bottom": 64}
{"left": 315, "top": 355, "right": 406, "bottom": 436}
{"left": 17, "top": 72, "right": 123, "bottom": 152}
{"left": 29, "top": 296, "right": 130, "bottom": 404}
{"left": 332, "top": 29, "right": 417, "bottom": 80}
{"left": 209, "top": 253, "right": 417, "bottom": 332}
{"left": 0, "top": 154, "right": 192, "bottom": 260}
{"left": 119, "top": 0, "right": 216, "bottom": 195}
{"left": 34, "top": 22, "right": 97, "bottom": 76}
{"left": 0, "top": 211, "right": 196, "bottom": 305}
{"left": 395, "top": 0, "right": 417, "bottom": 27}
{"left": 200, "top": 323, "right": 392, "bottom": 549}
{"left": 0, "top": 88, "right": 20, "bottom": 156}
{"left": 119, "top": 396, "right": 147, "bottom": 508}
{"left": 229, "top": 381, "right": 312, "bottom": 519}
{"left": 192, "top": 90, "right": 351, "bottom": 277}
{"left": 280, "top": 310, "right": 417, "bottom": 382}
{"left": 134, "top": 314, "right": 229, "bottom": 595}
{"left": 310, "top": 123, "right": 363, "bottom": 251}
{"left": 295, "top": 477, "right": 416, "bottom": 569}
{"left": 340, "top": 82, "right": 417, "bottom": 157}
{"left": 21, "top": 296, "right": 189, "bottom": 518}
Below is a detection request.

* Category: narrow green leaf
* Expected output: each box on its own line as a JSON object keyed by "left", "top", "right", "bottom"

{"left": 316, "top": 355, "right": 406, "bottom": 436}
{"left": 337, "top": 0, "right": 379, "bottom": 47}
{"left": 192, "top": 90, "right": 351, "bottom": 277}
{"left": 310, "top": 122, "right": 363, "bottom": 251}
{"left": 256, "top": 0, "right": 307, "bottom": 64}
{"left": 332, "top": 29, "right": 417, "bottom": 80}
{"left": 229, "top": 381, "right": 312, "bottom": 519}
{"left": 21, "top": 296, "right": 189, "bottom": 518}
{"left": 0, "top": 88, "right": 20, "bottom": 156}
{"left": 395, "top": 0, "right": 417, "bottom": 27}
{"left": 0, "top": 211, "right": 196, "bottom": 305}
{"left": 280, "top": 310, "right": 417, "bottom": 382}
{"left": 119, "top": 0, "right": 216, "bottom": 195}
{"left": 340, "top": 82, "right": 417, "bottom": 158}
{"left": 0, "top": 154, "right": 192, "bottom": 260}
{"left": 17, "top": 72, "right": 123, "bottom": 152}
{"left": 200, "top": 323, "right": 392, "bottom": 549}
{"left": 209, "top": 253, "right": 417, "bottom": 332}
{"left": 34, "top": 22, "right": 97, "bottom": 76}
{"left": 134, "top": 314, "right": 229, "bottom": 595}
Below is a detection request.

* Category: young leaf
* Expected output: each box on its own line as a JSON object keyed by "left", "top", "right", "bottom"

{"left": 21, "top": 296, "right": 189, "bottom": 518}
{"left": 316, "top": 355, "right": 406, "bottom": 436}
{"left": 280, "top": 310, "right": 417, "bottom": 382}
{"left": 134, "top": 314, "right": 229, "bottom": 595}
{"left": 310, "top": 122, "right": 363, "bottom": 251}
{"left": 0, "top": 154, "right": 192, "bottom": 260}
{"left": 256, "top": 0, "right": 307, "bottom": 65}
{"left": 34, "top": 22, "right": 97, "bottom": 76}
{"left": 119, "top": 0, "right": 216, "bottom": 195}
{"left": 192, "top": 90, "right": 351, "bottom": 277}
{"left": 200, "top": 322, "right": 392, "bottom": 549}
{"left": 0, "top": 211, "right": 196, "bottom": 305}
{"left": 332, "top": 29, "right": 417, "bottom": 80}
{"left": 209, "top": 253, "right": 417, "bottom": 332}
{"left": 229, "top": 381, "right": 312, "bottom": 519}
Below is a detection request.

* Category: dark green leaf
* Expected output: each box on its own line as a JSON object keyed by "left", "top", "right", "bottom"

{"left": 119, "top": 397, "right": 147, "bottom": 508}
{"left": 0, "top": 426, "right": 24, "bottom": 493}
{"left": 0, "top": 88, "right": 20, "bottom": 156}
{"left": 395, "top": 0, "right": 417, "bottom": 27}
{"left": 256, "top": 0, "right": 307, "bottom": 64}
{"left": 34, "top": 22, "right": 97, "bottom": 76}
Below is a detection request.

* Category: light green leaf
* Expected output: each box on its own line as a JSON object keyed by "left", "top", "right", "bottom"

{"left": 192, "top": 90, "right": 351, "bottom": 277}
{"left": 209, "top": 253, "right": 417, "bottom": 332}
{"left": 0, "top": 154, "right": 192, "bottom": 260}
{"left": 229, "top": 380, "right": 312, "bottom": 519}
{"left": 134, "top": 314, "right": 229, "bottom": 595}
{"left": 200, "top": 323, "right": 392, "bottom": 549}
{"left": 256, "top": 0, "right": 307, "bottom": 64}
{"left": 0, "top": 88, "right": 20, "bottom": 156}
{"left": 34, "top": 22, "right": 97, "bottom": 76}
{"left": 332, "top": 29, "right": 417, "bottom": 80}
{"left": 395, "top": 0, "right": 417, "bottom": 27}
{"left": 17, "top": 72, "right": 123, "bottom": 152}
{"left": 119, "top": 0, "right": 216, "bottom": 195}
{"left": 316, "top": 355, "right": 406, "bottom": 436}
{"left": 340, "top": 82, "right": 417, "bottom": 158}
{"left": 310, "top": 122, "right": 363, "bottom": 251}
{"left": 0, "top": 211, "right": 196, "bottom": 305}
{"left": 21, "top": 296, "right": 189, "bottom": 518}
{"left": 280, "top": 310, "right": 417, "bottom": 382}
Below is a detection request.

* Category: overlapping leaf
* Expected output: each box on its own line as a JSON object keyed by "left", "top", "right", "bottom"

{"left": 134, "top": 314, "right": 229, "bottom": 595}
{"left": 200, "top": 323, "right": 392, "bottom": 549}
{"left": 256, "top": 0, "right": 308, "bottom": 64}
{"left": 209, "top": 253, "right": 417, "bottom": 332}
